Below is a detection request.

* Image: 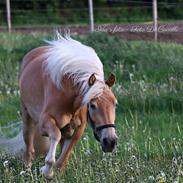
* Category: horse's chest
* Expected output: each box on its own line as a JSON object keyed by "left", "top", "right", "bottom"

{"left": 61, "top": 116, "right": 82, "bottom": 139}
{"left": 57, "top": 114, "right": 73, "bottom": 129}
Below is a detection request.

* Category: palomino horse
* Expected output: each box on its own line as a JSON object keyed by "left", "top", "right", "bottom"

{"left": 19, "top": 33, "right": 118, "bottom": 178}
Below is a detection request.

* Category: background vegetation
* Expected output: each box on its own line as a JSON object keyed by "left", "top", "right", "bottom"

{"left": 0, "top": 32, "right": 183, "bottom": 182}
{"left": 0, "top": 0, "right": 183, "bottom": 26}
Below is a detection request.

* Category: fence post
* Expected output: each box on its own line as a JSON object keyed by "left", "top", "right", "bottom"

{"left": 88, "top": 0, "right": 94, "bottom": 32}
{"left": 153, "top": 0, "right": 158, "bottom": 41}
{"left": 6, "top": 0, "right": 12, "bottom": 33}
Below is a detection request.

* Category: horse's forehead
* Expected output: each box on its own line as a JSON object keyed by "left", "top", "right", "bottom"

{"left": 97, "top": 87, "right": 116, "bottom": 105}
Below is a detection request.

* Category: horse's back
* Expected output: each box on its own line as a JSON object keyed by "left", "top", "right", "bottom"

{"left": 20, "top": 46, "right": 48, "bottom": 73}
{"left": 19, "top": 46, "right": 49, "bottom": 122}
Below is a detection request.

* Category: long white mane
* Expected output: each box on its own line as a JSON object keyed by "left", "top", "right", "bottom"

{"left": 43, "top": 32, "right": 105, "bottom": 105}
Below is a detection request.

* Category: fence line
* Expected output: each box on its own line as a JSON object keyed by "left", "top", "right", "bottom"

{"left": 6, "top": 0, "right": 11, "bottom": 32}
{"left": 88, "top": 0, "right": 94, "bottom": 32}
{"left": 1, "top": 0, "right": 183, "bottom": 4}
{"left": 153, "top": 0, "right": 158, "bottom": 41}
{"left": 1, "top": 1, "right": 183, "bottom": 38}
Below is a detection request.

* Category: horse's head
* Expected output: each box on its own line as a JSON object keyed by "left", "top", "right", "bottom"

{"left": 87, "top": 74, "right": 118, "bottom": 153}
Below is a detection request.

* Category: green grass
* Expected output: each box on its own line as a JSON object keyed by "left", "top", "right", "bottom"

{"left": 0, "top": 7, "right": 154, "bottom": 26}
{"left": 0, "top": 32, "right": 183, "bottom": 182}
{"left": 1, "top": 5, "right": 183, "bottom": 26}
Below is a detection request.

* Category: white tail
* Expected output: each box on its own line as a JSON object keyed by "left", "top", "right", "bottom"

{"left": 0, "top": 130, "right": 25, "bottom": 156}
{"left": 0, "top": 122, "right": 50, "bottom": 156}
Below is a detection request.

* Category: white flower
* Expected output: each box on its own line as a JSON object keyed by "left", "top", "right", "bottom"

{"left": 175, "top": 145, "right": 179, "bottom": 150}
{"left": 6, "top": 90, "right": 10, "bottom": 95}
{"left": 3, "top": 160, "right": 8, "bottom": 167}
{"left": 169, "top": 76, "right": 174, "bottom": 81}
{"left": 156, "top": 171, "right": 166, "bottom": 181}
{"left": 83, "top": 136, "right": 88, "bottom": 141}
{"left": 20, "top": 170, "right": 26, "bottom": 176}
{"left": 84, "top": 149, "right": 91, "bottom": 155}
{"left": 129, "top": 73, "right": 134, "bottom": 82}
{"left": 148, "top": 175, "right": 155, "bottom": 181}
{"left": 131, "top": 155, "right": 137, "bottom": 160}
{"left": 130, "top": 176, "right": 135, "bottom": 182}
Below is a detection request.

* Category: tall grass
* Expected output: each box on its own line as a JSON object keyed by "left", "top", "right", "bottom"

{"left": 0, "top": 32, "right": 183, "bottom": 182}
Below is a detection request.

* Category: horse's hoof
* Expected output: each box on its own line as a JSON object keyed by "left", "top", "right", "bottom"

{"left": 26, "top": 162, "right": 32, "bottom": 169}
{"left": 40, "top": 165, "right": 54, "bottom": 179}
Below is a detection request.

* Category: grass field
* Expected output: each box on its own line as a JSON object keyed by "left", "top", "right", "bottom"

{"left": 0, "top": 32, "right": 183, "bottom": 182}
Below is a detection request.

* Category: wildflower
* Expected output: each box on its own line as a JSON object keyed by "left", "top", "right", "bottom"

{"left": 174, "top": 145, "right": 179, "bottom": 150}
{"left": 156, "top": 171, "right": 166, "bottom": 183}
{"left": 132, "top": 64, "right": 136, "bottom": 71}
{"left": 119, "top": 64, "right": 123, "bottom": 70}
{"left": 157, "top": 178, "right": 165, "bottom": 183}
{"left": 83, "top": 136, "right": 88, "bottom": 141}
{"left": 131, "top": 155, "right": 137, "bottom": 160}
{"left": 148, "top": 175, "right": 155, "bottom": 181}
{"left": 3, "top": 160, "right": 8, "bottom": 167}
{"left": 20, "top": 170, "right": 26, "bottom": 176}
{"left": 172, "top": 157, "right": 177, "bottom": 164}
{"left": 115, "top": 84, "right": 123, "bottom": 94}
{"left": 129, "top": 73, "right": 134, "bottom": 82}
{"left": 84, "top": 149, "right": 91, "bottom": 155}
{"left": 169, "top": 76, "right": 174, "bottom": 81}
{"left": 130, "top": 176, "right": 135, "bottom": 182}
{"left": 6, "top": 90, "right": 10, "bottom": 95}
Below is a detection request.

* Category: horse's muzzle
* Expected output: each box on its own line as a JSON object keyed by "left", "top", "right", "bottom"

{"left": 101, "top": 137, "right": 117, "bottom": 153}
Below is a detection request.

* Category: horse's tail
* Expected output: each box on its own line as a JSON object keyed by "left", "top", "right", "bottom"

{"left": 0, "top": 129, "right": 25, "bottom": 156}
{"left": 0, "top": 121, "right": 50, "bottom": 156}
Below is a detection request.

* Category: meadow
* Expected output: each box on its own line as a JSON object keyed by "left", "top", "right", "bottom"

{"left": 0, "top": 32, "right": 183, "bottom": 182}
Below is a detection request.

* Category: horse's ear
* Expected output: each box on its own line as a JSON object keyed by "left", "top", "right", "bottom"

{"left": 105, "top": 73, "right": 116, "bottom": 87}
{"left": 88, "top": 74, "right": 96, "bottom": 86}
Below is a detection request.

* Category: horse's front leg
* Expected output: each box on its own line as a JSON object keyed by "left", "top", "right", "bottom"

{"left": 55, "top": 121, "right": 86, "bottom": 170}
{"left": 39, "top": 114, "right": 61, "bottom": 179}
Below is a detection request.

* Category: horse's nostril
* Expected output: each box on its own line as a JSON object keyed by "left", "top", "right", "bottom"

{"left": 111, "top": 139, "right": 117, "bottom": 148}
{"left": 102, "top": 137, "right": 117, "bottom": 152}
{"left": 103, "top": 138, "right": 108, "bottom": 146}
{"left": 103, "top": 138, "right": 117, "bottom": 149}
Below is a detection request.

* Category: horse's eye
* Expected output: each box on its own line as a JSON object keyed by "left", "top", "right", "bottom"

{"left": 90, "top": 103, "right": 97, "bottom": 110}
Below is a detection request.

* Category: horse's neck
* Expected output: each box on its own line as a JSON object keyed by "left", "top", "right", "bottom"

{"left": 62, "top": 77, "right": 85, "bottom": 114}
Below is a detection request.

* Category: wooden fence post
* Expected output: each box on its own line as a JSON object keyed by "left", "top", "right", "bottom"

{"left": 6, "top": 0, "right": 12, "bottom": 33}
{"left": 88, "top": 0, "right": 94, "bottom": 32}
{"left": 153, "top": 0, "right": 158, "bottom": 41}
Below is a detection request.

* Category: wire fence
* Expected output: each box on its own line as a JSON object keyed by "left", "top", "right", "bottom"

{"left": 1, "top": 1, "right": 183, "bottom": 31}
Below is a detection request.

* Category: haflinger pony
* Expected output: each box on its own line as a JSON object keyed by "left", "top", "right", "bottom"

{"left": 18, "top": 32, "right": 118, "bottom": 178}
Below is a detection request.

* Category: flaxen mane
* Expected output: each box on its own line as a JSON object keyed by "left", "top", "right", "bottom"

{"left": 43, "top": 32, "right": 106, "bottom": 105}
